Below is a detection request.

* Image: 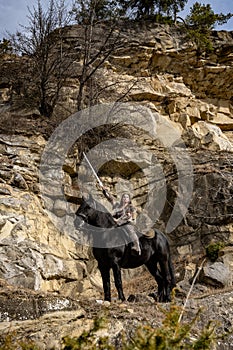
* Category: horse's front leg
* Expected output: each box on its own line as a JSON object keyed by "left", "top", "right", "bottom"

{"left": 112, "top": 263, "right": 125, "bottom": 301}
{"left": 99, "top": 263, "right": 111, "bottom": 301}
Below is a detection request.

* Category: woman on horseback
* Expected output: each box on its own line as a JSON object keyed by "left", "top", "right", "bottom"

{"left": 100, "top": 186, "right": 141, "bottom": 255}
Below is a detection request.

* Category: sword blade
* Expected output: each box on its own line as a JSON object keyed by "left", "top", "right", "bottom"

{"left": 83, "top": 152, "right": 103, "bottom": 187}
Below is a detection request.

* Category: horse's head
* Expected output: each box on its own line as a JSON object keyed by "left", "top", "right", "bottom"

{"left": 74, "top": 193, "right": 96, "bottom": 228}
{"left": 75, "top": 193, "right": 116, "bottom": 229}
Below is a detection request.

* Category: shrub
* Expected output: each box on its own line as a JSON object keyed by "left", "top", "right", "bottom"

{"left": 0, "top": 333, "right": 40, "bottom": 350}
{"left": 62, "top": 315, "right": 114, "bottom": 350}
{"left": 62, "top": 301, "right": 219, "bottom": 349}
{"left": 206, "top": 242, "right": 225, "bottom": 262}
{"left": 184, "top": 2, "right": 233, "bottom": 54}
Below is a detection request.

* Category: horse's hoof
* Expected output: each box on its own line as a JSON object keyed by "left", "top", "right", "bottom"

{"left": 148, "top": 292, "right": 157, "bottom": 301}
{"left": 104, "top": 298, "right": 111, "bottom": 302}
{"left": 127, "top": 294, "right": 136, "bottom": 302}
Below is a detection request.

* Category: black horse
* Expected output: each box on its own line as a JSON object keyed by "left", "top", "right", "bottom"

{"left": 75, "top": 194, "right": 176, "bottom": 302}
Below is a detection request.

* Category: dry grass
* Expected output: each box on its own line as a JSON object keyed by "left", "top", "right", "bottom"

{"left": 110, "top": 271, "right": 157, "bottom": 300}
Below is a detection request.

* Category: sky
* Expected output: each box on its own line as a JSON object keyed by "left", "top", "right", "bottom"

{"left": 0, "top": 0, "right": 233, "bottom": 40}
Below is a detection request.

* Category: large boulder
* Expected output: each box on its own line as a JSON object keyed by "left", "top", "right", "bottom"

{"left": 199, "top": 261, "right": 231, "bottom": 288}
{"left": 184, "top": 121, "right": 233, "bottom": 152}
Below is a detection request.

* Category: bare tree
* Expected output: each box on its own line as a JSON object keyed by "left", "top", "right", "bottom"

{"left": 3, "top": 0, "right": 142, "bottom": 116}
{"left": 8, "top": 0, "right": 74, "bottom": 117}
{"left": 72, "top": 0, "right": 128, "bottom": 110}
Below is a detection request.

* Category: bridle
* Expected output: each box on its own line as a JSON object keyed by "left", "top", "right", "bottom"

{"left": 77, "top": 212, "right": 87, "bottom": 221}
{"left": 76, "top": 197, "right": 97, "bottom": 224}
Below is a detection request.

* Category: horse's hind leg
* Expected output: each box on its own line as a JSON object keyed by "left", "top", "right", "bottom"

{"left": 168, "top": 256, "right": 176, "bottom": 290}
{"left": 99, "top": 263, "right": 111, "bottom": 302}
{"left": 158, "top": 258, "right": 172, "bottom": 302}
{"left": 112, "top": 262, "right": 125, "bottom": 301}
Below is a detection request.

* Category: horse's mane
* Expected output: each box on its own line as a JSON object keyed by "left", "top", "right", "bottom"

{"left": 88, "top": 195, "right": 116, "bottom": 227}
{"left": 94, "top": 198, "right": 111, "bottom": 214}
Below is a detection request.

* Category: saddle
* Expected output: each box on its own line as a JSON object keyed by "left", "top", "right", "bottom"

{"left": 120, "top": 226, "right": 155, "bottom": 239}
{"left": 141, "top": 228, "right": 155, "bottom": 239}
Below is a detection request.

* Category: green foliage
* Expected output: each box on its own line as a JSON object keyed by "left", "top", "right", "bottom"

{"left": 62, "top": 315, "right": 114, "bottom": 350}
{"left": 157, "top": 0, "right": 187, "bottom": 19}
{"left": 206, "top": 242, "right": 225, "bottom": 262}
{"left": 185, "top": 2, "right": 232, "bottom": 31}
{"left": 0, "top": 333, "right": 40, "bottom": 350}
{"left": 186, "top": 28, "right": 214, "bottom": 53}
{"left": 119, "top": 0, "right": 187, "bottom": 20}
{"left": 71, "top": 0, "right": 121, "bottom": 24}
{"left": 0, "top": 301, "right": 226, "bottom": 350}
{"left": 62, "top": 301, "right": 218, "bottom": 350}
{"left": 153, "top": 13, "right": 173, "bottom": 24}
{"left": 184, "top": 2, "right": 233, "bottom": 53}
{"left": 123, "top": 304, "right": 217, "bottom": 350}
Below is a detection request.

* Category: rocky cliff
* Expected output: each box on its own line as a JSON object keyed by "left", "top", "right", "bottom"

{"left": 0, "top": 22, "right": 233, "bottom": 348}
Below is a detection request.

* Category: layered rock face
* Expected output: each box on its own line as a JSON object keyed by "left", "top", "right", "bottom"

{"left": 0, "top": 135, "right": 102, "bottom": 298}
{"left": 0, "top": 23, "right": 233, "bottom": 298}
